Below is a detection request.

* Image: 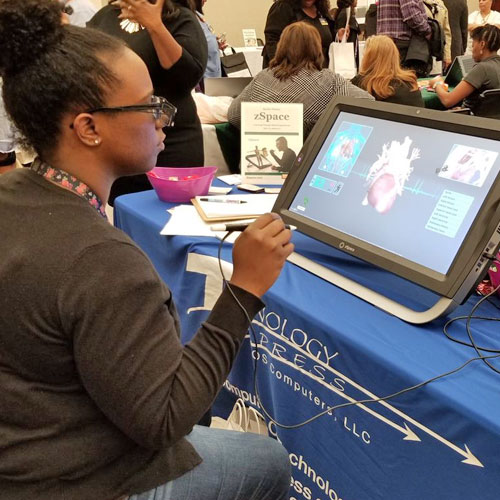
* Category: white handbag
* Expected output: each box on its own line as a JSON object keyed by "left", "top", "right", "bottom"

{"left": 210, "top": 398, "right": 268, "bottom": 436}
{"left": 328, "top": 7, "right": 356, "bottom": 79}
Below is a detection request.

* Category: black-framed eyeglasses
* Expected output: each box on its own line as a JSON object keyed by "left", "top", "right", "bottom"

{"left": 80, "top": 95, "right": 177, "bottom": 128}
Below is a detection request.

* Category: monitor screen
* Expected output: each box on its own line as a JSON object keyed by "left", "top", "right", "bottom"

{"left": 288, "top": 112, "right": 500, "bottom": 275}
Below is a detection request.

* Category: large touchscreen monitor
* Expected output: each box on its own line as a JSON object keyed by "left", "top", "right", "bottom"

{"left": 273, "top": 98, "right": 500, "bottom": 322}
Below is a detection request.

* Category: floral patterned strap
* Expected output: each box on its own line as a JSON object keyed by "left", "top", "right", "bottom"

{"left": 31, "top": 158, "right": 106, "bottom": 218}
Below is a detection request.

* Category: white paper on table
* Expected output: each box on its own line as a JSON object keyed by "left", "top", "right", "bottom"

{"left": 218, "top": 174, "right": 242, "bottom": 185}
{"left": 160, "top": 206, "right": 244, "bottom": 245}
{"left": 208, "top": 186, "right": 233, "bottom": 195}
{"left": 161, "top": 206, "right": 219, "bottom": 237}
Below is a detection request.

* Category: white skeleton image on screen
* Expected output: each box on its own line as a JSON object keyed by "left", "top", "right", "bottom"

{"left": 362, "top": 136, "right": 420, "bottom": 214}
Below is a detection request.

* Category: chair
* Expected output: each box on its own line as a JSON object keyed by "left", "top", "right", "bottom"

{"left": 472, "top": 89, "right": 500, "bottom": 119}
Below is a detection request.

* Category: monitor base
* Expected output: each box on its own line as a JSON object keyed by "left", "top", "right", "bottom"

{"left": 288, "top": 252, "right": 459, "bottom": 324}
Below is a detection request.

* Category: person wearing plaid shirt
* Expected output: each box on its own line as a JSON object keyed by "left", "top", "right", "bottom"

{"left": 377, "top": 0, "right": 431, "bottom": 70}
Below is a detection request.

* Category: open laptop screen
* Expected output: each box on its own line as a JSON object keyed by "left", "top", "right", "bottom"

{"left": 444, "top": 55, "right": 474, "bottom": 86}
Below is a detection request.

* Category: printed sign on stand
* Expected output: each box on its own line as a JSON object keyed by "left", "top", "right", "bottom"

{"left": 241, "top": 102, "right": 303, "bottom": 185}
{"left": 242, "top": 28, "right": 258, "bottom": 47}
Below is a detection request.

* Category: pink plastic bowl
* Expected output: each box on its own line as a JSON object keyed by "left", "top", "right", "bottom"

{"left": 147, "top": 166, "right": 217, "bottom": 203}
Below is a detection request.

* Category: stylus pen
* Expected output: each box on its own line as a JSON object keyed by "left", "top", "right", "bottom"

{"left": 211, "top": 222, "right": 296, "bottom": 232}
{"left": 199, "top": 198, "right": 247, "bottom": 204}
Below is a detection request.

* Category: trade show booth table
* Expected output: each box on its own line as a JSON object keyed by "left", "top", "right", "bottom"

{"left": 114, "top": 190, "right": 500, "bottom": 500}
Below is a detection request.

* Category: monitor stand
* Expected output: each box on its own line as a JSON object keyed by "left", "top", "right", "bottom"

{"left": 288, "top": 252, "right": 459, "bottom": 324}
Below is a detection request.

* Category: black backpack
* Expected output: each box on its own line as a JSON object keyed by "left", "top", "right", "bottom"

{"left": 424, "top": 1, "right": 445, "bottom": 61}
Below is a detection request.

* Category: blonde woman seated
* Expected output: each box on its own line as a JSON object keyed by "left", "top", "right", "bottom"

{"left": 228, "top": 21, "right": 372, "bottom": 138}
{"left": 351, "top": 35, "right": 424, "bottom": 107}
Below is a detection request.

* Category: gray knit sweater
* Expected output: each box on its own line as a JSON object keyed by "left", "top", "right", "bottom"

{"left": 0, "top": 168, "right": 263, "bottom": 500}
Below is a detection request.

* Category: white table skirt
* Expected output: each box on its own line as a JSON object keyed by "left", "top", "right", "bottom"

{"left": 202, "top": 123, "right": 231, "bottom": 176}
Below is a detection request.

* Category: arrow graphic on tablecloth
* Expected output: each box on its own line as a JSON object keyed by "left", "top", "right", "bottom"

{"left": 251, "top": 320, "right": 484, "bottom": 468}
{"left": 251, "top": 342, "right": 421, "bottom": 442}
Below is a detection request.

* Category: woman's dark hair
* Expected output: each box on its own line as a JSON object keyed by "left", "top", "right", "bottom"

{"left": 284, "top": 0, "right": 332, "bottom": 19}
{"left": 337, "top": 0, "right": 354, "bottom": 9}
{"left": 0, "top": 0, "right": 125, "bottom": 159}
{"left": 331, "top": 0, "right": 354, "bottom": 20}
{"left": 194, "top": 0, "right": 204, "bottom": 14}
{"left": 471, "top": 24, "right": 500, "bottom": 52}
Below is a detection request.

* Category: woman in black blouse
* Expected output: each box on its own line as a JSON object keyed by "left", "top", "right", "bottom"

{"left": 89, "top": 0, "right": 207, "bottom": 204}
{"left": 263, "top": 0, "right": 336, "bottom": 68}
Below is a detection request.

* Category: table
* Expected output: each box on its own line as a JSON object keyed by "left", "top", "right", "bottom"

{"left": 201, "top": 123, "right": 231, "bottom": 175}
{"left": 421, "top": 87, "right": 447, "bottom": 110}
{"left": 233, "top": 46, "right": 264, "bottom": 77}
{"left": 114, "top": 190, "right": 500, "bottom": 500}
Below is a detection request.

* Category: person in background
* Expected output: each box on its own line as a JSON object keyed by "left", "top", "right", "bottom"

{"left": 61, "top": 0, "right": 98, "bottom": 26}
{"left": 443, "top": 0, "right": 468, "bottom": 61}
{"left": 229, "top": 22, "right": 373, "bottom": 138}
{"left": 331, "top": 0, "right": 360, "bottom": 69}
{"left": 88, "top": 0, "right": 208, "bottom": 205}
{"left": 351, "top": 35, "right": 424, "bottom": 106}
{"left": 430, "top": 24, "right": 500, "bottom": 114}
{"left": 469, "top": 0, "right": 500, "bottom": 32}
{"left": 364, "top": 0, "right": 378, "bottom": 38}
{"left": 0, "top": 1, "right": 293, "bottom": 500}
{"left": 376, "top": 0, "right": 431, "bottom": 73}
{"left": 263, "top": 0, "right": 336, "bottom": 68}
{"left": 468, "top": 0, "right": 500, "bottom": 52}
{"left": 194, "top": 0, "right": 222, "bottom": 78}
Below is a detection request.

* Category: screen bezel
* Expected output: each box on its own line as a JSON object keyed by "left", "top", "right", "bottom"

{"left": 273, "top": 97, "right": 500, "bottom": 298}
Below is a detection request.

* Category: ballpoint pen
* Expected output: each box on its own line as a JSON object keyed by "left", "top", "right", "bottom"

{"left": 199, "top": 198, "right": 248, "bottom": 204}
{"left": 211, "top": 222, "right": 296, "bottom": 232}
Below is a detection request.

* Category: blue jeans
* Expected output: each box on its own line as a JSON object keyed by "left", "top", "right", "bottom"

{"left": 129, "top": 425, "right": 291, "bottom": 500}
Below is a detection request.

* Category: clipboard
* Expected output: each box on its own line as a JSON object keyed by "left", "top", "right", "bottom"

{"left": 191, "top": 194, "right": 278, "bottom": 222}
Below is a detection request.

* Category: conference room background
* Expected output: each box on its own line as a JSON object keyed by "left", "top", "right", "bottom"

{"left": 93, "top": 0, "right": 481, "bottom": 49}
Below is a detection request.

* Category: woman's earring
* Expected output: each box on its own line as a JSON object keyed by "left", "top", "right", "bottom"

{"left": 94, "top": 139, "right": 100, "bottom": 145}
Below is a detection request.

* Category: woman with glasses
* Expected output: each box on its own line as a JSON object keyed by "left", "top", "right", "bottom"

{"left": 88, "top": 0, "right": 208, "bottom": 204}
{"left": 0, "top": 1, "right": 294, "bottom": 500}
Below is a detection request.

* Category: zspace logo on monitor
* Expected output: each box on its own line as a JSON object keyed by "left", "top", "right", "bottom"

{"left": 339, "top": 241, "right": 355, "bottom": 253}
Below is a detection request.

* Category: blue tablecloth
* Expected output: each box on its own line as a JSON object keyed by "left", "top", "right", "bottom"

{"left": 114, "top": 190, "right": 500, "bottom": 500}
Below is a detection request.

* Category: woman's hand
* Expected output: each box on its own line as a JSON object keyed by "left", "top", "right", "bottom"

{"left": 115, "top": 0, "right": 165, "bottom": 31}
{"left": 217, "top": 37, "right": 228, "bottom": 51}
{"left": 230, "top": 213, "right": 294, "bottom": 298}
{"left": 429, "top": 75, "right": 445, "bottom": 90}
{"left": 337, "top": 26, "right": 350, "bottom": 40}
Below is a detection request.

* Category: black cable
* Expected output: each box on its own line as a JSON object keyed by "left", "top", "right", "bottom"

{"left": 217, "top": 235, "right": 500, "bottom": 429}
{"left": 443, "top": 315, "right": 500, "bottom": 352}
{"left": 465, "top": 285, "right": 500, "bottom": 375}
